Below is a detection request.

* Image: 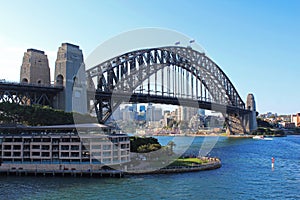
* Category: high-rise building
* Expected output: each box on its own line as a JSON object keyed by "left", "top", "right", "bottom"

{"left": 20, "top": 49, "right": 50, "bottom": 85}
{"left": 132, "top": 104, "right": 138, "bottom": 120}
{"left": 178, "top": 106, "right": 198, "bottom": 122}
{"left": 122, "top": 106, "right": 135, "bottom": 121}
{"left": 146, "top": 104, "right": 162, "bottom": 122}
{"left": 153, "top": 107, "right": 163, "bottom": 121}
{"left": 198, "top": 109, "right": 205, "bottom": 116}
{"left": 146, "top": 103, "right": 153, "bottom": 122}
{"left": 112, "top": 106, "right": 122, "bottom": 120}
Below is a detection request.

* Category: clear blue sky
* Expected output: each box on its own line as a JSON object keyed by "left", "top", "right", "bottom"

{"left": 0, "top": 0, "right": 299, "bottom": 114}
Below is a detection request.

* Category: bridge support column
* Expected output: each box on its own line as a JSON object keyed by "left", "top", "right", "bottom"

{"left": 244, "top": 94, "right": 258, "bottom": 133}
{"left": 243, "top": 111, "right": 257, "bottom": 133}
{"left": 226, "top": 114, "right": 246, "bottom": 135}
{"left": 54, "top": 43, "right": 87, "bottom": 113}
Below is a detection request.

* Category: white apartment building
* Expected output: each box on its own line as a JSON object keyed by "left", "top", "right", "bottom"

{"left": 0, "top": 124, "right": 130, "bottom": 171}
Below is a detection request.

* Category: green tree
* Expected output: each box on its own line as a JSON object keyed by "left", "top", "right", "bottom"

{"left": 257, "top": 118, "right": 273, "bottom": 128}
{"left": 130, "top": 136, "right": 160, "bottom": 152}
{"left": 167, "top": 141, "right": 176, "bottom": 155}
{"left": 0, "top": 102, "right": 96, "bottom": 126}
{"left": 137, "top": 143, "right": 161, "bottom": 153}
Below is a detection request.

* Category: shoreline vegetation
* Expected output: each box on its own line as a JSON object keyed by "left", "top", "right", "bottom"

{"left": 124, "top": 137, "right": 222, "bottom": 175}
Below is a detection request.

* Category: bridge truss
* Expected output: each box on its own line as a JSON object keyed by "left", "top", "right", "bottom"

{"left": 0, "top": 82, "right": 63, "bottom": 107}
{"left": 86, "top": 46, "right": 251, "bottom": 134}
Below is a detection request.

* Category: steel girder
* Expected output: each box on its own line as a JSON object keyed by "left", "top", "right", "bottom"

{"left": 161, "top": 47, "right": 244, "bottom": 108}
{"left": 0, "top": 82, "right": 62, "bottom": 107}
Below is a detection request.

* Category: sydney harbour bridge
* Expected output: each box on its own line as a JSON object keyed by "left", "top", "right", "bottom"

{"left": 0, "top": 44, "right": 257, "bottom": 135}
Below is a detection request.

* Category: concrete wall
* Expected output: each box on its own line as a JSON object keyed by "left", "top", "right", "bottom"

{"left": 0, "top": 163, "right": 127, "bottom": 171}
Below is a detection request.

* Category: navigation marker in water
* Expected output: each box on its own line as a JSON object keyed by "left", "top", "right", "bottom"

{"left": 272, "top": 157, "right": 275, "bottom": 169}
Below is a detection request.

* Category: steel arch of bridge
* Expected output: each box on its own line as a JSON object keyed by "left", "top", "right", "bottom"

{"left": 86, "top": 46, "right": 250, "bottom": 134}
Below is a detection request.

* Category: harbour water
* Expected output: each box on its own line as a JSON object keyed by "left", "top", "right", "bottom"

{"left": 0, "top": 135, "right": 299, "bottom": 200}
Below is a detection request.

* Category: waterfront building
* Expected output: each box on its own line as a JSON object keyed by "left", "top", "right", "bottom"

{"left": 0, "top": 124, "right": 130, "bottom": 171}
{"left": 279, "top": 122, "right": 295, "bottom": 128}
{"left": 291, "top": 113, "right": 300, "bottom": 127}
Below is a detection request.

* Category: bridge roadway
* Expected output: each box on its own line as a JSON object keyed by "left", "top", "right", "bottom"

{"left": 95, "top": 91, "right": 251, "bottom": 115}
{"left": 0, "top": 81, "right": 63, "bottom": 92}
{"left": 0, "top": 81, "right": 63, "bottom": 106}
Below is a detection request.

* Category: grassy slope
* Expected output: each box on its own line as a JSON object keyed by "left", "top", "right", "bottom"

{"left": 168, "top": 158, "right": 207, "bottom": 167}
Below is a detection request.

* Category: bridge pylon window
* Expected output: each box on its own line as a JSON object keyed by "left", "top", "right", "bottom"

{"left": 56, "top": 74, "right": 64, "bottom": 86}
{"left": 21, "top": 78, "right": 28, "bottom": 83}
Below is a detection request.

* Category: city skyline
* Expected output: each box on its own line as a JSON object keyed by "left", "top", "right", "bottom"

{"left": 0, "top": 0, "right": 299, "bottom": 114}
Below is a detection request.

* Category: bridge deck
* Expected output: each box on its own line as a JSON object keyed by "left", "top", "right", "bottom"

{"left": 95, "top": 91, "right": 251, "bottom": 115}
{"left": 0, "top": 82, "right": 63, "bottom": 93}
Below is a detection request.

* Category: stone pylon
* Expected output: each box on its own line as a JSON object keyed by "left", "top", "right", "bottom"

{"left": 20, "top": 49, "right": 50, "bottom": 85}
{"left": 245, "top": 93, "right": 258, "bottom": 133}
{"left": 54, "top": 43, "right": 87, "bottom": 113}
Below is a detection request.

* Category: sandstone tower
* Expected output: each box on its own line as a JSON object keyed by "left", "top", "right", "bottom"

{"left": 245, "top": 93, "right": 258, "bottom": 132}
{"left": 54, "top": 43, "right": 87, "bottom": 113}
{"left": 20, "top": 49, "right": 50, "bottom": 85}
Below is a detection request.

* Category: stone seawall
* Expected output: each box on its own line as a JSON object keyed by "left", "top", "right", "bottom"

{"left": 0, "top": 163, "right": 124, "bottom": 178}
{"left": 0, "top": 160, "right": 221, "bottom": 177}
{"left": 0, "top": 163, "right": 104, "bottom": 171}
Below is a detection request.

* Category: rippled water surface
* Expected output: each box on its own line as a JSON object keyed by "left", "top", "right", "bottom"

{"left": 1, "top": 136, "right": 299, "bottom": 200}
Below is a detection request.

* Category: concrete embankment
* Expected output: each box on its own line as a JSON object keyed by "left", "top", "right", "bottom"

{"left": 0, "top": 163, "right": 124, "bottom": 178}
{"left": 0, "top": 159, "right": 221, "bottom": 177}
{"left": 0, "top": 168, "right": 124, "bottom": 178}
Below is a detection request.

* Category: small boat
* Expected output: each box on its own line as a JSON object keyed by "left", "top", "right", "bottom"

{"left": 253, "top": 135, "right": 264, "bottom": 140}
{"left": 253, "top": 135, "right": 273, "bottom": 140}
{"left": 263, "top": 137, "right": 273, "bottom": 141}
